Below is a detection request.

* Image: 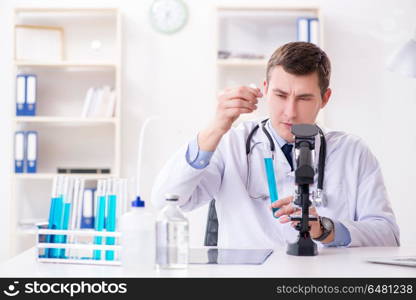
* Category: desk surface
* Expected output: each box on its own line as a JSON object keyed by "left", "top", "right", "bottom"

{"left": 0, "top": 247, "right": 415, "bottom": 278}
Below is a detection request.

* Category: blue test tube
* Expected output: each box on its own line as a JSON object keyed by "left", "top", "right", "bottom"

{"left": 93, "top": 180, "right": 107, "bottom": 260}
{"left": 105, "top": 179, "right": 117, "bottom": 261}
{"left": 47, "top": 176, "right": 64, "bottom": 258}
{"left": 60, "top": 177, "right": 74, "bottom": 258}
{"left": 45, "top": 176, "right": 59, "bottom": 258}
{"left": 264, "top": 158, "right": 280, "bottom": 217}
{"left": 67, "top": 178, "right": 83, "bottom": 259}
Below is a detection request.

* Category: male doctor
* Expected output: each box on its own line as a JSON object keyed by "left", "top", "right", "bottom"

{"left": 152, "top": 42, "right": 399, "bottom": 248}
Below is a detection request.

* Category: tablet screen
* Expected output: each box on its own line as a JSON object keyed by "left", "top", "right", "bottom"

{"left": 189, "top": 248, "right": 273, "bottom": 265}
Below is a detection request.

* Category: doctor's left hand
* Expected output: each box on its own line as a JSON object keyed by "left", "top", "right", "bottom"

{"left": 270, "top": 196, "right": 322, "bottom": 238}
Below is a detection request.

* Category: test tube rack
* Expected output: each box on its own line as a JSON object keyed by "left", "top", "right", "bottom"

{"left": 36, "top": 229, "right": 122, "bottom": 266}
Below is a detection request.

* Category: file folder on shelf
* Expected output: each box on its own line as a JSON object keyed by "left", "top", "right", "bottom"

{"left": 308, "top": 18, "right": 319, "bottom": 45}
{"left": 81, "top": 188, "right": 95, "bottom": 229}
{"left": 297, "top": 17, "right": 320, "bottom": 45}
{"left": 25, "top": 75, "right": 37, "bottom": 116}
{"left": 297, "top": 17, "right": 309, "bottom": 42}
{"left": 26, "top": 131, "right": 38, "bottom": 173}
{"left": 14, "top": 131, "right": 25, "bottom": 173}
{"left": 16, "top": 75, "right": 26, "bottom": 116}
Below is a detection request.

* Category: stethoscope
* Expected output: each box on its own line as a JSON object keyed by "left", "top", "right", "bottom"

{"left": 245, "top": 119, "right": 328, "bottom": 207}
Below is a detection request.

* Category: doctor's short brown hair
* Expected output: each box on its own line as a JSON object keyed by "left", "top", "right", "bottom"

{"left": 266, "top": 42, "right": 331, "bottom": 97}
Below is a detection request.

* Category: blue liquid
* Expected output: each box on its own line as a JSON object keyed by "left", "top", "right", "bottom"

{"left": 105, "top": 194, "right": 117, "bottom": 261}
{"left": 264, "top": 158, "right": 280, "bottom": 218}
{"left": 93, "top": 196, "right": 106, "bottom": 260}
{"left": 59, "top": 202, "right": 72, "bottom": 258}
{"left": 48, "top": 196, "right": 63, "bottom": 258}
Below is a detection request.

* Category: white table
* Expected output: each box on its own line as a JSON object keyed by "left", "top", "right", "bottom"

{"left": 0, "top": 247, "right": 415, "bottom": 278}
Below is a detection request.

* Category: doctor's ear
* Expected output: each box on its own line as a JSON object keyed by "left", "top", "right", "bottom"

{"left": 320, "top": 88, "right": 332, "bottom": 109}
{"left": 263, "top": 80, "right": 269, "bottom": 95}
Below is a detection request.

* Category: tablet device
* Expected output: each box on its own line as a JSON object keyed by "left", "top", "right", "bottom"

{"left": 189, "top": 248, "right": 273, "bottom": 265}
{"left": 367, "top": 256, "right": 416, "bottom": 268}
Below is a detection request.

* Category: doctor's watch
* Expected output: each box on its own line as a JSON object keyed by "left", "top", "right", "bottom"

{"left": 313, "top": 216, "right": 334, "bottom": 242}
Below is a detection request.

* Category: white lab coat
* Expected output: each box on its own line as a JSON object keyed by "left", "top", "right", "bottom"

{"left": 151, "top": 120, "right": 400, "bottom": 248}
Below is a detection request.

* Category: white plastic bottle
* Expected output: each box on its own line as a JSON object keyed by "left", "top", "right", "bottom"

{"left": 156, "top": 193, "right": 189, "bottom": 269}
{"left": 120, "top": 196, "right": 155, "bottom": 269}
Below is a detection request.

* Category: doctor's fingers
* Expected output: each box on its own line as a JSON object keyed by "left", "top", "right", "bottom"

{"left": 309, "top": 207, "right": 318, "bottom": 216}
{"left": 219, "top": 87, "right": 260, "bottom": 104}
{"left": 274, "top": 204, "right": 299, "bottom": 218}
{"left": 288, "top": 206, "right": 319, "bottom": 217}
{"left": 229, "top": 86, "right": 262, "bottom": 99}
{"left": 286, "top": 207, "right": 319, "bottom": 225}
{"left": 290, "top": 219, "right": 319, "bottom": 228}
{"left": 221, "top": 99, "right": 257, "bottom": 111}
{"left": 223, "top": 107, "right": 253, "bottom": 117}
{"left": 270, "top": 196, "right": 294, "bottom": 209}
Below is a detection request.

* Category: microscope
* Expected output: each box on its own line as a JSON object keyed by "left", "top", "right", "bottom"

{"left": 286, "top": 124, "right": 319, "bottom": 256}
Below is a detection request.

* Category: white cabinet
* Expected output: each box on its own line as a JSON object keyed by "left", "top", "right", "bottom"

{"left": 10, "top": 8, "right": 122, "bottom": 256}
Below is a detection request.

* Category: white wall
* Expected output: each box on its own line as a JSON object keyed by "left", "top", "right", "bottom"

{"left": 1, "top": 0, "right": 415, "bottom": 262}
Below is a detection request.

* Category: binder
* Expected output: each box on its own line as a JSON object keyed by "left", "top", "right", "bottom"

{"left": 25, "top": 75, "right": 37, "bottom": 116}
{"left": 92, "top": 86, "right": 111, "bottom": 117}
{"left": 81, "top": 87, "right": 95, "bottom": 117}
{"left": 16, "top": 75, "right": 26, "bottom": 116}
{"left": 14, "top": 131, "right": 25, "bottom": 173}
{"left": 106, "top": 89, "right": 116, "bottom": 118}
{"left": 26, "top": 131, "right": 38, "bottom": 173}
{"left": 88, "top": 87, "right": 104, "bottom": 117}
{"left": 308, "top": 18, "right": 319, "bottom": 45}
{"left": 297, "top": 17, "right": 309, "bottom": 42}
{"left": 81, "top": 188, "right": 95, "bottom": 229}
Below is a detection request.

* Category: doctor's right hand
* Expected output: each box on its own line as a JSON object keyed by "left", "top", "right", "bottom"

{"left": 198, "top": 86, "right": 262, "bottom": 151}
{"left": 214, "top": 86, "right": 262, "bottom": 133}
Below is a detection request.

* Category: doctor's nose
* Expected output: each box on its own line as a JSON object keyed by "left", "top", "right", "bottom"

{"left": 283, "top": 99, "right": 297, "bottom": 120}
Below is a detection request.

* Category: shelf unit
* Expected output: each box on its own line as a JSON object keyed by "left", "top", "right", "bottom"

{"left": 15, "top": 61, "right": 117, "bottom": 68}
{"left": 13, "top": 173, "right": 114, "bottom": 180}
{"left": 216, "top": 58, "right": 268, "bottom": 67}
{"left": 215, "top": 5, "right": 325, "bottom": 125}
{"left": 14, "top": 117, "right": 117, "bottom": 124}
{"left": 10, "top": 8, "right": 122, "bottom": 257}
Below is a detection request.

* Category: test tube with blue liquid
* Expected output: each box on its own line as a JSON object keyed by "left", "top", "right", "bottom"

{"left": 247, "top": 84, "right": 279, "bottom": 216}
{"left": 67, "top": 178, "right": 84, "bottom": 259}
{"left": 59, "top": 177, "right": 74, "bottom": 258}
{"left": 47, "top": 176, "right": 66, "bottom": 258}
{"left": 262, "top": 143, "right": 280, "bottom": 218}
{"left": 105, "top": 178, "right": 118, "bottom": 261}
{"left": 45, "top": 176, "right": 63, "bottom": 258}
{"left": 93, "top": 179, "right": 107, "bottom": 260}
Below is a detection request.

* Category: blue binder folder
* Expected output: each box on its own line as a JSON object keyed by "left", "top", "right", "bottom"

{"left": 25, "top": 75, "right": 37, "bottom": 116}
{"left": 16, "top": 75, "right": 26, "bottom": 116}
{"left": 81, "top": 188, "right": 95, "bottom": 229}
{"left": 297, "top": 17, "right": 309, "bottom": 42}
{"left": 14, "top": 131, "right": 25, "bottom": 173}
{"left": 26, "top": 131, "right": 38, "bottom": 173}
{"left": 308, "top": 18, "right": 319, "bottom": 45}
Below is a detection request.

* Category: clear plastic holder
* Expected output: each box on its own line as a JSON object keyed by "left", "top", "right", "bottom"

{"left": 38, "top": 176, "right": 130, "bottom": 266}
{"left": 37, "top": 228, "right": 122, "bottom": 266}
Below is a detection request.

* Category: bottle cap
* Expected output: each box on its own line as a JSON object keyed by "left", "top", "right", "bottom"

{"left": 165, "top": 193, "right": 179, "bottom": 201}
{"left": 131, "top": 195, "right": 145, "bottom": 207}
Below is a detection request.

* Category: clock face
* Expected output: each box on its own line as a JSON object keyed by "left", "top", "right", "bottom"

{"left": 149, "top": 0, "right": 188, "bottom": 34}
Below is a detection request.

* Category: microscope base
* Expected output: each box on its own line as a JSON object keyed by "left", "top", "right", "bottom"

{"left": 286, "top": 235, "right": 318, "bottom": 256}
